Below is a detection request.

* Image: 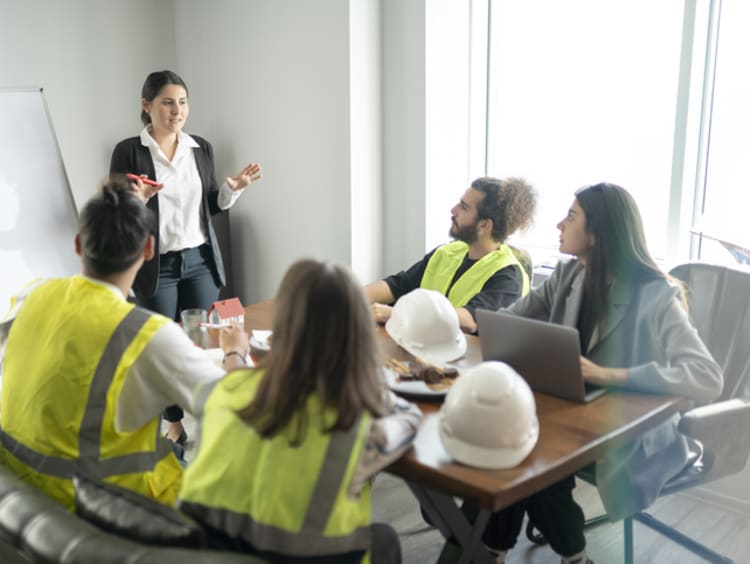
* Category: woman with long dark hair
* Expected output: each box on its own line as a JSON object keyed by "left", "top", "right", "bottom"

{"left": 452, "top": 183, "right": 722, "bottom": 564}
{"left": 179, "top": 259, "right": 422, "bottom": 564}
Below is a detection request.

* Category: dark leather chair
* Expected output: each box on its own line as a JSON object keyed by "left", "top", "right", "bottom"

{"left": 0, "top": 463, "right": 264, "bottom": 564}
{"left": 527, "top": 262, "right": 750, "bottom": 564}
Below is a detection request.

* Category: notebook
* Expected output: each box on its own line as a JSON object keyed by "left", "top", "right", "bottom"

{"left": 475, "top": 309, "right": 607, "bottom": 403}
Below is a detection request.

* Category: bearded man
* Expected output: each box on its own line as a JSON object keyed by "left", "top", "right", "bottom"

{"left": 365, "top": 177, "right": 536, "bottom": 334}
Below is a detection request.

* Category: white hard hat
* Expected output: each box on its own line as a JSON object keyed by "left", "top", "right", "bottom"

{"left": 439, "top": 361, "right": 538, "bottom": 469}
{"left": 385, "top": 288, "right": 467, "bottom": 364}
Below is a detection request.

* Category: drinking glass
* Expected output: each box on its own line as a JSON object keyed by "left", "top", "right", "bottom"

{"left": 181, "top": 308, "right": 207, "bottom": 348}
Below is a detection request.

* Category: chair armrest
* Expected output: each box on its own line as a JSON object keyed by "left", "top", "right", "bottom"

{"left": 678, "top": 399, "right": 750, "bottom": 441}
{"left": 678, "top": 399, "right": 750, "bottom": 480}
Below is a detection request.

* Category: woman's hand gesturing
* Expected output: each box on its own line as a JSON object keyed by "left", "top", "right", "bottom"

{"left": 227, "top": 163, "right": 263, "bottom": 192}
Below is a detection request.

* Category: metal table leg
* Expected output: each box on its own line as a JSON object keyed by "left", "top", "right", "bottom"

{"left": 405, "top": 481, "right": 496, "bottom": 564}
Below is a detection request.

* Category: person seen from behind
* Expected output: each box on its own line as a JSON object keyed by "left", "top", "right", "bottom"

{"left": 179, "top": 259, "right": 422, "bottom": 564}
{"left": 0, "top": 178, "right": 246, "bottom": 511}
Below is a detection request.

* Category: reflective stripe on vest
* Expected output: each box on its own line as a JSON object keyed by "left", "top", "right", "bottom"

{"left": 0, "top": 307, "right": 172, "bottom": 479}
{"left": 421, "top": 241, "right": 529, "bottom": 307}
{"left": 179, "top": 369, "right": 372, "bottom": 557}
{"left": 181, "top": 420, "right": 371, "bottom": 555}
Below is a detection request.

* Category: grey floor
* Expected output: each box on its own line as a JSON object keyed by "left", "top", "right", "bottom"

{"left": 371, "top": 472, "right": 750, "bottom": 564}
{"left": 178, "top": 416, "right": 750, "bottom": 564}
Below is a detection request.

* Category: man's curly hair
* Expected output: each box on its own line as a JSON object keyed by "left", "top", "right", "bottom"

{"left": 471, "top": 176, "right": 537, "bottom": 242}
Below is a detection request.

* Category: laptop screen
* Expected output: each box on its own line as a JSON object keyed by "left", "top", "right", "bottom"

{"left": 475, "top": 309, "right": 606, "bottom": 403}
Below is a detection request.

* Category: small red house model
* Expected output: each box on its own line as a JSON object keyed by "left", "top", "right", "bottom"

{"left": 208, "top": 297, "right": 245, "bottom": 327}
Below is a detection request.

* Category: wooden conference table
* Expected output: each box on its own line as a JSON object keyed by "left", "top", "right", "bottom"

{"left": 242, "top": 301, "right": 689, "bottom": 564}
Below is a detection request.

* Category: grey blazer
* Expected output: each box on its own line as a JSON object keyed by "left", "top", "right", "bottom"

{"left": 504, "top": 259, "right": 722, "bottom": 518}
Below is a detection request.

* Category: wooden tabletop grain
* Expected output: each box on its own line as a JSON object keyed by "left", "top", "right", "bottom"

{"left": 243, "top": 300, "right": 689, "bottom": 511}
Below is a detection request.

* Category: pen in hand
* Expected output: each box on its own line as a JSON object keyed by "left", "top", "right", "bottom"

{"left": 126, "top": 173, "right": 160, "bottom": 187}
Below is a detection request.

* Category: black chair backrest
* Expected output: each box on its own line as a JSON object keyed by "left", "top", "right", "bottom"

{"left": 669, "top": 262, "right": 750, "bottom": 401}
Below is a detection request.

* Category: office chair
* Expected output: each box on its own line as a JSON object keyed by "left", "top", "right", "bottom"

{"left": 508, "top": 245, "right": 533, "bottom": 285}
{"left": 527, "top": 262, "right": 750, "bottom": 564}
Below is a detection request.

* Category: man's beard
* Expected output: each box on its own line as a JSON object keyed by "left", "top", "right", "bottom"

{"left": 450, "top": 219, "right": 479, "bottom": 245}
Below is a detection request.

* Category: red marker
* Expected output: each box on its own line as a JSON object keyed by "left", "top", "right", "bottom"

{"left": 126, "top": 173, "right": 160, "bottom": 187}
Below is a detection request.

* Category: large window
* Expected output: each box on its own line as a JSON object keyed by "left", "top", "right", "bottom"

{"left": 484, "top": 0, "right": 684, "bottom": 262}
{"left": 471, "top": 0, "right": 747, "bottom": 268}
{"left": 694, "top": 0, "right": 750, "bottom": 264}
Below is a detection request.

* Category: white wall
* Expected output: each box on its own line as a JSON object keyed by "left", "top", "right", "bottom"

{"left": 381, "top": 0, "right": 427, "bottom": 276}
{"left": 174, "top": 0, "right": 361, "bottom": 302}
{"left": 0, "top": 0, "right": 459, "bottom": 301}
{"left": 1, "top": 0, "right": 385, "bottom": 304}
{"left": 424, "top": 0, "right": 472, "bottom": 251}
{"left": 349, "top": 0, "right": 383, "bottom": 285}
{"left": 381, "top": 0, "right": 473, "bottom": 271}
{"left": 0, "top": 0, "right": 176, "bottom": 208}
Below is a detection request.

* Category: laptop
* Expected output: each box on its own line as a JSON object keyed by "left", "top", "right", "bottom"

{"left": 475, "top": 309, "right": 607, "bottom": 403}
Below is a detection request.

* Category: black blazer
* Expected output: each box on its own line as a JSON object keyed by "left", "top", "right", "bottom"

{"left": 110, "top": 135, "right": 226, "bottom": 297}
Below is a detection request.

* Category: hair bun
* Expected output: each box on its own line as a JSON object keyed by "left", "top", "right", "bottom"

{"left": 101, "top": 184, "right": 120, "bottom": 206}
{"left": 101, "top": 176, "right": 137, "bottom": 206}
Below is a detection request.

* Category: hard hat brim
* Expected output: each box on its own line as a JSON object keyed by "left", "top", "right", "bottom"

{"left": 439, "top": 424, "right": 538, "bottom": 470}
{"left": 385, "top": 320, "right": 467, "bottom": 364}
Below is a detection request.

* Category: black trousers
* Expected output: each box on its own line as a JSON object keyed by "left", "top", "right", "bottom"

{"left": 136, "top": 244, "right": 220, "bottom": 321}
{"left": 460, "top": 474, "right": 585, "bottom": 557}
{"left": 136, "top": 244, "right": 220, "bottom": 424}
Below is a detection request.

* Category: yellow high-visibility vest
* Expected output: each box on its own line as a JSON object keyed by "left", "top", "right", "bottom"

{"left": 179, "top": 368, "right": 374, "bottom": 561}
{"left": 421, "top": 240, "right": 529, "bottom": 307}
{"left": 0, "top": 276, "right": 181, "bottom": 510}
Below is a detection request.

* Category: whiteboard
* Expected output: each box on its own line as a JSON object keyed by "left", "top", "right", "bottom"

{"left": 0, "top": 89, "right": 79, "bottom": 315}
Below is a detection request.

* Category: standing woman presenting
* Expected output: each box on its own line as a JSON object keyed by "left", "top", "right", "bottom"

{"left": 110, "top": 70, "right": 262, "bottom": 444}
